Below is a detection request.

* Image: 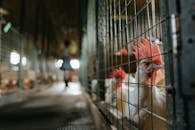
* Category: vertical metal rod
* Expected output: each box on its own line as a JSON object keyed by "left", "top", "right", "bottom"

{"left": 133, "top": 0, "right": 142, "bottom": 127}
{"left": 104, "top": 9, "right": 107, "bottom": 81}
{"left": 109, "top": 2, "right": 115, "bottom": 119}
{"left": 125, "top": 1, "right": 131, "bottom": 128}
{"left": 113, "top": 0, "right": 118, "bottom": 52}
{"left": 108, "top": 0, "right": 113, "bottom": 122}
{"left": 159, "top": 0, "right": 176, "bottom": 129}
{"left": 18, "top": 0, "right": 26, "bottom": 88}
{"left": 118, "top": 0, "right": 122, "bottom": 49}
{"left": 151, "top": 0, "right": 156, "bottom": 36}
{"left": 133, "top": 0, "right": 138, "bottom": 38}
{"left": 126, "top": 7, "right": 129, "bottom": 43}
{"left": 146, "top": 0, "right": 154, "bottom": 129}
{"left": 140, "top": 10, "right": 143, "bottom": 36}
{"left": 103, "top": 0, "right": 107, "bottom": 90}
{"left": 95, "top": 0, "right": 99, "bottom": 101}
{"left": 110, "top": 0, "right": 113, "bottom": 70}
{"left": 113, "top": 1, "right": 118, "bottom": 127}
{"left": 118, "top": 1, "right": 124, "bottom": 127}
{"left": 97, "top": 0, "right": 106, "bottom": 101}
{"left": 33, "top": 0, "right": 41, "bottom": 49}
{"left": 18, "top": 32, "right": 23, "bottom": 88}
{"left": 106, "top": 0, "right": 109, "bottom": 75}
{"left": 0, "top": 18, "right": 1, "bottom": 64}
{"left": 0, "top": 0, "right": 2, "bottom": 65}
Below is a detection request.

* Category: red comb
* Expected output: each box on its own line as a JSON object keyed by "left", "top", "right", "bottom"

{"left": 109, "top": 68, "right": 126, "bottom": 88}
{"left": 131, "top": 37, "right": 163, "bottom": 64}
{"left": 116, "top": 48, "right": 128, "bottom": 56}
{"left": 109, "top": 67, "right": 126, "bottom": 80}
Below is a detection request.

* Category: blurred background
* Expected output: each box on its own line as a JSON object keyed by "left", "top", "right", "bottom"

{"left": 0, "top": 0, "right": 98, "bottom": 130}
{"left": 0, "top": 0, "right": 84, "bottom": 90}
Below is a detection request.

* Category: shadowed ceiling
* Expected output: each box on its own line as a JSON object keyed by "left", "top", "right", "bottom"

{"left": 2, "top": 0, "right": 81, "bottom": 57}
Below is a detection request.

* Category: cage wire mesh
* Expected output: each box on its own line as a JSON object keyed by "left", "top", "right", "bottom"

{"left": 0, "top": 18, "right": 60, "bottom": 92}
{"left": 95, "top": 0, "right": 176, "bottom": 129}
{"left": 0, "top": 27, "right": 25, "bottom": 90}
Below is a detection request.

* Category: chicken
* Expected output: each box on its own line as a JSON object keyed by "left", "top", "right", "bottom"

{"left": 91, "top": 79, "right": 98, "bottom": 101}
{"left": 105, "top": 78, "right": 115, "bottom": 104}
{"left": 115, "top": 47, "right": 128, "bottom": 56}
{"left": 115, "top": 47, "right": 136, "bottom": 72}
{"left": 108, "top": 67, "right": 127, "bottom": 115}
{"left": 104, "top": 48, "right": 128, "bottom": 105}
{"left": 130, "top": 37, "right": 166, "bottom": 130}
{"left": 108, "top": 37, "right": 166, "bottom": 129}
{"left": 109, "top": 67, "right": 144, "bottom": 120}
{"left": 107, "top": 47, "right": 136, "bottom": 115}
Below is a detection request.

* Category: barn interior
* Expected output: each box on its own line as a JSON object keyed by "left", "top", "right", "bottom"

{"left": 0, "top": 0, "right": 194, "bottom": 130}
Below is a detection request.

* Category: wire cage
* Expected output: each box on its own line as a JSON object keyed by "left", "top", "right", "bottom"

{"left": 0, "top": 26, "right": 27, "bottom": 90}
{"left": 94, "top": 0, "right": 176, "bottom": 129}
{"left": 0, "top": 18, "right": 61, "bottom": 92}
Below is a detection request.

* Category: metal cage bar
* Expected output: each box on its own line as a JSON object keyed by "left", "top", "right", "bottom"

{"left": 0, "top": 16, "right": 59, "bottom": 92}
{"left": 92, "top": 0, "right": 195, "bottom": 129}
{"left": 95, "top": 0, "right": 178, "bottom": 130}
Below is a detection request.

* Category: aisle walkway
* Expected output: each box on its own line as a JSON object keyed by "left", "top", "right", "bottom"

{"left": 0, "top": 82, "right": 111, "bottom": 130}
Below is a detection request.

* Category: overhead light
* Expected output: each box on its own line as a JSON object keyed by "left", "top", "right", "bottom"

{"left": 55, "top": 59, "right": 63, "bottom": 68}
{"left": 10, "top": 51, "right": 27, "bottom": 66}
{"left": 10, "top": 51, "right": 20, "bottom": 65}
{"left": 70, "top": 59, "right": 80, "bottom": 69}
{"left": 3, "top": 22, "right": 12, "bottom": 33}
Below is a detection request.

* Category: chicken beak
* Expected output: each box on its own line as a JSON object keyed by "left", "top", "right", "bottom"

{"left": 145, "top": 69, "right": 164, "bottom": 86}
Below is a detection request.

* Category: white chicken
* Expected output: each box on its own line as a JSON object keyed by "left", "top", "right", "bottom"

{"left": 108, "top": 68, "right": 136, "bottom": 117}
{"left": 129, "top": 37, "right": 167, "bottom": 130}
{"left": 104, "top": 47, "right": 128, "bottom": 108}
{"left": 107, "top": 47, "right": 136, "bottom": 116}
{"left": 105, "top": 78, "right": 115, "bottom": 104}
{"left": 109, "top": 37, "right": 167, "bottom": 130}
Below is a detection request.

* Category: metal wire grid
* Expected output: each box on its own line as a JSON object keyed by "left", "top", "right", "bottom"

{"left": 0, "top": 17, "right": 63, "bottom": 90}
{"left": 96, "top": 0, "right": 174, "bottom": 129}
{"left": 0, "top": 28, "right": 22, "bottom": 88}
{"left": 57, "top": 125, "right": 95, "bottom": 130}
{"left": 0, "top": 29, "right": 20, "bottom": 63}
{"left": 96, "top": 0, "right": 107, "bottom": 101}
{"left": 57, "top": 116, "right": 95, "bottom": 130}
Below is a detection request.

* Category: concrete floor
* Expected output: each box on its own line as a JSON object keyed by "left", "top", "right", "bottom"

{"left": 0, "top": 82, "right": 111, "bottom": 130}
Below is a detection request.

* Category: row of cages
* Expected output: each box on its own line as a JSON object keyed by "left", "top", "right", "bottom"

{"left": 0, "top": 19, "right": 64, "bottom": 93}
{"left": 86, "top": 0, "right": 194, "bottom": 130}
